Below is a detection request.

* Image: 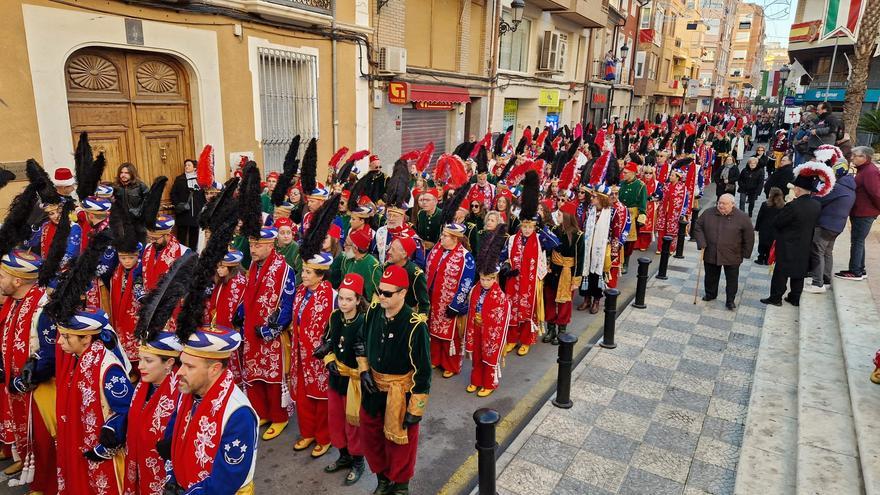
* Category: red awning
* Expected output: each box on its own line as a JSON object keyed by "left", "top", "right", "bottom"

{"left": 409, "top": 84, "right": 471, "bottom": 104}
{"left": 669, "top": 97, "right": 683, "bottom": 106}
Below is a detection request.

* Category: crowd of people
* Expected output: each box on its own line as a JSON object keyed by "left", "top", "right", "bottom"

{"left": 0, "top": 107, "right": 878, "bottom": 495}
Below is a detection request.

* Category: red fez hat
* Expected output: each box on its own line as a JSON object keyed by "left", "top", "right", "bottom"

{"left": 559, "top": 200, "right": 579, "bottom": 217}
{"left": 53, "top": 167, "right": 75, "bottom": 186}
{"left": 395, "top": 236, "right": 417, "bottom": 257}
{"left": 381, "top": 264, "right": 409, "bottom": 289}
{"left": 340, "top": 273, "right": 365, "bottom": 296}
{"left": 274, "top": 217, "right": 293, "bottom": 230}
{"left": 369, "top": 155, "right": 380, "bottom": 163}
{"left": 624, "top": 162, "right": 639, "bottom": 174}
{"left": 420, "top": 187, "right": 440, "bottom": 199}
{"left": 349, "top": 226, "right": 372, "bottom": 252}
{"left": 541, "top": 198, "right": 555, "bottom": 212}
{"left": 267, "top": 171, "right": 280, "bottom": 180}
{"left": 341, "top": 190, "right": 351, "bottom": 200}
{"left": 328, "top": 223, "right": 342, "bottom": 240}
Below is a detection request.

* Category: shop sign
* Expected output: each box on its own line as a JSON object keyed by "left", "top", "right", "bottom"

{"left": 388, "top": 82, "right": 409, "bottom": 104}
{"left": 538, "top": 89, "right": 560, "bottom": 107}
{"left": 590, "top": 88, "right": 609, "bottom": 109}
{"left": 503, "top": 99, "right": 518, "bottom": 130}
{"left": 413, "top": 101, "right": 453, "bottom": 110}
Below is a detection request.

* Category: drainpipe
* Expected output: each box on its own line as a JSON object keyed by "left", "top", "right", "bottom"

{"left": 488, "top": 0, "right": 501, "bottom": 130}
{"left": 331, "top": 0, "right": 339, "bottom": 150}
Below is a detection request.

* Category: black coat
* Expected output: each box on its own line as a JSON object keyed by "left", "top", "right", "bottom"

{"left": 763, "top": 165, "right": 794, "bottom": 197}
{"left": 737, "top": 166, "right": 765, "bottom": 195}
{"left": 114, "top": 181, "right": 149, "bottom": 220}
{"left": 772, "top": 195, "right": 821, "bottom": 278}
{"left": 755, "top": 153, "right": 772, "bottom": 174}
{"left": 713, "top": 165, "right": 740, "bottom": 195}
{"left": 170, "top": 174, "right": 206, "bottom": 227}
{"left": 754, "top": 202, "right": 782, "bottom": 249}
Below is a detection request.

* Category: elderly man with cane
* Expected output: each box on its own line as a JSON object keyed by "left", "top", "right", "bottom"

{"left": 693, "top": 194, "right": 755, "bottom": 310}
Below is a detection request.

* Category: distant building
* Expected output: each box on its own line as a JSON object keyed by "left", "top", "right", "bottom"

{"left": 727, "top": 3, "right": 766, "bottom": 108}
{"left": 763, "top": 41, "right": 790, "bottom": 72}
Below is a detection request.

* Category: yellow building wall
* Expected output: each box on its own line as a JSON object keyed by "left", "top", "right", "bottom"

{"left": 405, "top": 0, "right": 462, "bottom": 71}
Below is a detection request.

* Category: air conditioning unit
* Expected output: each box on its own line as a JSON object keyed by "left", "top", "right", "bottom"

{"left": 539, "top": 31, "right": 567, "bottom": 73}
{"left": 379, "top": 47, "right": 407, "bottom": 74}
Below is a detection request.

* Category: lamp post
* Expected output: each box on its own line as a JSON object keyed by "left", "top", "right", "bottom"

{"left": 777, "top": 64, "right": 790, "bottom": 126}
{"left": 499, "top": 0, "right": 525, "bottom": 36}
{"left": 681, "top": 76, "right": 690, "bottom": 113}
{"left": 728, "top": 86, "right": 735, "bottom": 111}
{"left": 619, "top": 43, "right": 630, "bottom": 119}
{"left": 709, "top": 82, "right": 717, "bottom": 113}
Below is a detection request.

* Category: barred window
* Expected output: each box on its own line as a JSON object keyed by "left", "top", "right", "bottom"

{"left": 258, "top": 47, "right": 319, "bottom": 173}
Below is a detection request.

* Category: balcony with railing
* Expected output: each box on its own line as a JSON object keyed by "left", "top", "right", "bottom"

{"left": 196, "top": 0, "right": 332, "bottom": 24}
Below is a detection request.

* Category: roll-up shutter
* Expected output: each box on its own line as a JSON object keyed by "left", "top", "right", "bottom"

{"left": 401, "top": 108, "right": 448, "bottom": 162}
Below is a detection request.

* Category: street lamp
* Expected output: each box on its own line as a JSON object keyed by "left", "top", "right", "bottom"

{"left": 500, "top": 0, "right": 526, "bottom": 35}
{"left": 681, "top": 76, "right": 690, "bottom": 112}
{"left": 619, "top": 43, "right": 629, "bottom": 85}
{"left": 778, "top": 64, "right": 790, "bottom": 126}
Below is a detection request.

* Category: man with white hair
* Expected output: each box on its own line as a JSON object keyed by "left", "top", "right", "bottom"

{"left": 693, "top": 194, "right": 755, "bottom": 310}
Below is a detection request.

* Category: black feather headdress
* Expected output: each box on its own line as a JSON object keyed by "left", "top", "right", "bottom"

{"left": 452, "top": 142, "right": 475, "bottom": 161}
{"left": 272, "top": 135, "right": 300, "bottom": 207}
{"left": 383, "top": 158, "right": 411, "bottom": 211}
{"left": 237, "top": 164, "right": 262, "bottom": 239}
{"left": 27, "top": 159, "right": 62, "bottom": 207}
{"left": 475, "top": 147, "right": 489, "bottom": 175}
{"left": 0, "top": 168, "right": 15, "bottom": 190}
{"left": 493, "top": 125, "right": 513, "bottom": 156}
{"left": 684, "top": 134, "right": 697, "bottom": 154}
{"left": 476, "top": 224, "right": 508, "bottom": 275}
{"left": 347, "top": 172, "right": 371, "bottom": 212}
{"left": 300, "top": 138, "right": 318, "bottom": 197}
{"left": 75, "top": 132, "right": 106, "bottom": 200}
{"left": 136, "top": 252, "right": 196, "bottom": 345}
{"left": 110, "top": 196, "right": 141, "bottom": 254}
{"left": 301, "top": 193, "right": 341, "bottom": 262}
{"left": 44, "top": 228, "right": 113, "bottom": 324}
{"left": 142, "top": 176, "right": 168, "bottom": 231}
{"left": 519, "top": 170, "right": 540, "bottom": 222}
{"left": 38, "top": 199, "right": 75, "bottom": 287}
{"left": 515, "top": 134, "right": 528, "bottom": 156}
{"left": 440, "top": 182, "right": 471, "bottom": 226}
{"left": 0, "top": 162, "right": 44, "bottom": 255}
{"left": 198, "top": 177, "right": 240, "bottom": 231}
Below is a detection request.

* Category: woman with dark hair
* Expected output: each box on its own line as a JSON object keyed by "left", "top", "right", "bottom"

{"left": 494, "top": 192, "right": 520, "bottom": 233}
{"left": 578, "top": 186, "right": 614, "bottom": 313}
{"left": 170, "top": 158, "right": 207, "bottom": 249}
{"left": 114, "top": 162, "right": 149, "bottom": 237}
{"left": 289, "top": 186, "right": 305, "bottom": 225}
{"left": 543, "top": 202, "right": 584, "bottom": 344}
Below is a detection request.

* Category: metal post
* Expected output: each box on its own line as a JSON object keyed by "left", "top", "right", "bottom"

{"left": 599, "top": 288, "right": 620, "bottom": 349}
{"left": 689, "top": 207, "right": 700, "bottom": 242}
{"left": 632, "top": 257, "right": 651, "bottom": 309}
{"left": 825, "top": 35, "right": 839, "bottom": 102}
{"left": 552, "top": 333, "right": 578, "bottom": 409}
{"left": 656, "top": 235, "right": 672, "bottom": 280}
{"left": 473, "top": 408, "right": 500, "bottom": 495}
{"left": 674, "top": 219, "right": 688, "bottom": 259}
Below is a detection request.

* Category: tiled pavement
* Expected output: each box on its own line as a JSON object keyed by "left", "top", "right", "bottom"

{"left": 495, "top": 239, "right": 771, "bottom": 495}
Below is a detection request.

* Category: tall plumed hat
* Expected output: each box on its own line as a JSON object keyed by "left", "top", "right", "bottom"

{"left": 792, "top": 161, "right": 836, "bottom": 197}
{"left": 135, "top": 252, "right": 196, "bottom": 357}
{"left": 475, "top": 225, "right": 508, "bottom": 275}
{"left": 519, "top": 170, "right": 540, "bottom": 224}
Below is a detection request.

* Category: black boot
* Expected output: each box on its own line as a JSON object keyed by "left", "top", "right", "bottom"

{"left": 373, "top": 474, "right": 391, "bottom": 495}
{"left": 622, "top": 256, "right": 630, "bottom": 275}
{"left": 325, "top": 448, "right": 353, "bottom": 473}
{"left": 345, "top": 456, "right": 365, "bottom": 485}
{"left": 389, "top": 482, "right": 410, "bottom": 495}
{"left": 554, "top": 325, "right": 566, "bottom": 345}
{"left": 542, "top": 323, "right": 557, "bottom": 343}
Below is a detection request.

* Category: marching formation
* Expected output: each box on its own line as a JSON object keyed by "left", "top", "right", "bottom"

{"left": 0, "top": 112, "right": 773, "bottom": 495}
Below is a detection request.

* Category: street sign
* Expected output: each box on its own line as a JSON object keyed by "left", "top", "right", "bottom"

{"left": 784, "top": 96, "right": 795, "bottom": 105}
{"left": 784, "top": 107, "right": 801, "bottom": 124}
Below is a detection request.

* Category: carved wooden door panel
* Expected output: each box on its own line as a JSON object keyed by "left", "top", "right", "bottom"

{"left": 140, "top": 130, "right": 186, "bottom": 187}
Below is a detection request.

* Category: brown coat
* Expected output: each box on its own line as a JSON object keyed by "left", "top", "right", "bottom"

{"left": 693, "top": 207, "right": 755, "bottom": 266}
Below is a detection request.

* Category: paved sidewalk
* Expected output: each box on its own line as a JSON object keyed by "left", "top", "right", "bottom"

{"left": 495, "top": 238, "right": 771, "bottom": 495}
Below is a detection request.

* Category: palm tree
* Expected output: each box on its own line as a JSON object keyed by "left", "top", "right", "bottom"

{"left": 843, "top": 0, "right": 880, "bottom": 142}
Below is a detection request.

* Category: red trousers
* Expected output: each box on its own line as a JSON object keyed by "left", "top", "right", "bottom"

{"left": 506, "top": 321, "right": 536, "bottom": 345}
{"left": 359, "top": 408, "right": 420, "bottom": 484}
{"left": 543, "top": 287, "right": 572, "bottom": 325}
{"left": 635, "top": 232, "right": 653, "bottom": 251}
{"left": 430, "top": 337, "right": 462, "bottom": 374}
{"left": 470, "top": 336, "right": 499, "bottom": 390}
{"left": 295, "top": 385, "right": 329, "bottom": 445}
{"left": 30, "top": 409, "right": 57, "bottom": 494}
{"left": 607, "top": 267, "right": 620, "bottom": 289}
{"left": 328, "top": 389, "right": 361, "bottom": 455}
{"left": 246, "top": 381, "right": 289, "bottom": 423}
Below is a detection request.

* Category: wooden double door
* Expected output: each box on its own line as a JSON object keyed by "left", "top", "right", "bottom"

{"left": 66, "top": 47, "right": 195, "bottom": 190}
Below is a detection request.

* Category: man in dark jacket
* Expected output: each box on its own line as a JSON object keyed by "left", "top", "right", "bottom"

{"left": 808, "top": 102, "right": 841, "bottom": 151}
{"left": 805, "top": 164, "right": 855, "bottom": 292}
{"left": 761, "top": 171, "right": 822, "bottom": 306}
{"left": 764, "top": 154, "right": 795, "bottom": 197}
{"left": 694, "top": 194, "right": 755, "bottom": 310}
{"left": 836, "top": 146, "right": 880, "bottom": 281}
{"left": 169, "top": 158, "right": 206, "bottom": 250}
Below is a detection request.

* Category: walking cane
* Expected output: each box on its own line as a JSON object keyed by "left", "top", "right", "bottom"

{"left": 693, "top": 249, "right": 705, "bottom": 304}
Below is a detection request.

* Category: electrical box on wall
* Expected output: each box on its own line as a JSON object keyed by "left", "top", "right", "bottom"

{"left": 373, "top": 89, "right": 383, "bottom": 109}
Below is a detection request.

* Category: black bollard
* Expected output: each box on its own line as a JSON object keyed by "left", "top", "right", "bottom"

{"left": 674, "top": 219, "right": 688, "bottom": 259}
{"left": 656, "top": 236, "right": 672, "bottom": 280}
{"left": 632, "top": 257, "right": 651, "bottom": 309}
{"left": 599, "top": 288, "right": 620, "bottom": 349}
{"left": 473, "top": 408, "right": 501, "bottom": 495}
{"left": 689, "top": 208, "right": 700, "bottom": 241}
{"left": 552, "top": 333, "right": 578, "bottom": 409}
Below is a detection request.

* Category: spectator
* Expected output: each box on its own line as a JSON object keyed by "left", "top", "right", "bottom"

{"left": 731, "top": 132, "right": 746, "bottom": 163}
{"left": 713, "top": 154, "right": 740, "bottom": 200}
{"left": 793, "top": 113, "right": 814, "bottom": 166}
{"left": 835, "top": 146, "right": 880, "bottom": 281}
{"left": 754, "top": 145, "right": 772, "bottom": 175}
{"left": 170, "top": 158, "right": 207, "bottom": 250}
{"left": 764, "top": 154, "right": 795, "bottom": 197}
{"left": 808, "top": 102, "right": 841, "bottom": 151}
{"left": 806, "top": 161, "right": 856, "bottom": 292}
{"left": 754, "top": 187, "right": 786, "bottom": 264}
{"left": 113, "top": 162, "right": 149, "bottom": 239}
{"left": 694, "top": 194, "right": 755, "bottom": 310}
{"left": 737, "top": 157, "right": 765, "bottom": 216}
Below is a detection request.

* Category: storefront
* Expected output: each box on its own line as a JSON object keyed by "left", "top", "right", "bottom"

{"left": 589, "top": 85, "right": 610, "bottom": 126}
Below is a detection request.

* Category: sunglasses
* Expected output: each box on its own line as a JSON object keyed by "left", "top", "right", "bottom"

{"left": 377, "top": 288, "right": 405, "bottom": 298}
{"left": 471, "top": 204, "right": 481, "bottom": 209}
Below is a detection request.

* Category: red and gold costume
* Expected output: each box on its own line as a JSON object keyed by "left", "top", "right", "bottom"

{"left": 607, "top": 200, "right": 630, "bottom": 288}
{"left": 464, "top": 283, "right": 510, "bottom": 390}
{"left": 205, "top": 271, "right": 247, "bottom": 383}
{"left": 124, "top": 373, "right": 179, "bottom": 495}
{"left": 141, "top": 236, "right": 189, "bottom": 291}
{"left": 109, "top": 263, "right": 143, "bottom": 361}
{"left": 504, "top": 231, "right": 546, "bottom": 346}
{"left": 655, "top": 179, "right": 690, "bottom": 254}
{"left": 636, "top": 175, "right": 662, "bottom": 250}
{"left": 425, "top": 242, "right": 475, "bottom": 375}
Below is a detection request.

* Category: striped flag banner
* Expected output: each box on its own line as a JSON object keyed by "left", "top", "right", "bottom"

{"left": 761, "top": 71, "right": 769, "bottom": 96}
{"left": 822, "top": 0, "right": 863, "bottom": 39}
{"left": 771, "top": 71, "right": 781, "bottom": 97}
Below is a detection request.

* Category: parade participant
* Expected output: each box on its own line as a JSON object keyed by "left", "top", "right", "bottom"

{"left": 493, "top": 189, "right": 520, "bottom": 233}
{"left": 376, "top": 157, "right": 425, "bottom": 267}
{"left": 464, "top": 227, "right": 510, "bottom": 397}
{"left": 695, "top": 136, "right": 716, "bottom": 185}
{"left": 636, "top": 166, "right": 662, "bottom": 251}
{"left": 270, "top": 135, "right": 302, "bottom": 223}
{"left": 467, "top": 148, "right": 496, "bottom": 211}
{"left": 617, "top": 162, "right": 647, "bottom": 274}
{"left": 364, "top": 155, "right": 389, "bottom": 204}
{"left": 81, "top": 196, "right": 116, "bottom": 310}
{"left": 31, "top": 190, "right": 81, "bottom": 265}
{"left": 771, "top": 129, "right": 789, "bottom": 170}
{"left": 274, "top": 217, "right": 302, "bottom": 275}
{"left": 358, "top": 265, "right": 431, "bottom": 495}
{"left": 331, "top": 226, "right": 381, "bottom": 301}
{"left": 607, "top": 186, "right": 632, "bottom": 288}
{"left": 470, "top": 210, "right": 504, "bottom": 254}
{"left": 713, "top": 130, "right": 732, "bottom": 171}
{"left": 298, "top": 139, "right": 329, "bottom": 236}
{"left": 578, "top": 185, "right": 615, "bottom": 313}
{"left": 313, "top": 273, "right": 367, "bottom": 484}
{"left": 426, "top": 183, "right": 476, "bottom": 377}
{"left": 141, "top": 177, "right": 190, "bottom": 291}
{"left": 415, "top": 188, "right": 442, "bottom": 251}
{"left": 109, "top": 200, "right": 145, "bottom": 362}
{"left": 52, "top": 167, "right": 76, "bottom": 201}
{"left": 0, "top": 251, "right": 58, "bottom": 491}
{"left": 654, "top": 150, "right": 671, "bottom": 183}
{"left": 55, "top": 309, "right": 134, "bottom": 495}
{"left": 261, "top": 171, "right": 280, "bottom": 215}
{"left": 80, "top": 196, "right": 112, "bottom": 252}
{"left": 543, "top": 202, "right": 584, "bottom": 344}
{"left": 386, "top": 236, "right": 430, "bottom": 315}
{"left": 655, "top": 167, "right": 690, "bottom": 255}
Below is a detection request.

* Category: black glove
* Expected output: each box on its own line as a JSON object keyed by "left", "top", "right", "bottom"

{"left": 352, "top": 338, "right": 366, "bottom": 358}
{"left": 403, "top": 412, "right": 422, "bottom": 429}
{"left": 83, "top": 448, "right": 108, "bottom": 463}
{"left": 99, "top": 427, "right": 121, "bottom": 449}
{"left": 8, "top": 376, "right": 29, "bottom": 394}
{"left": 445, "top": 307, "right": 459, "bottom": 319}
{"left": 361, "top": 371, "right": 378, "bottom": 395}
{"left": 174, "top": 202, "right": 191, "bottom": 214}
{"left": 20, "top": 358, "right": 37, "bottom": 387}
{"left": 232, "top": 311, "right": 244, "bottom": 329}
{"left": 312, "top": 339, "right": 333, "bottom": 360}
{"left": 507, "top": 268, "right": 520, "bottom": 278}
{"left": 327, "top": 361, "right": 340, "bottom": 376}
{"left": 156, "top": 437, "right": 172, "bottom": 460}
{"left": 163, "top": 481, "right": 184, "bottom": 495}
{"left": 267, "top": 309, "right": 280, "bottom": 327}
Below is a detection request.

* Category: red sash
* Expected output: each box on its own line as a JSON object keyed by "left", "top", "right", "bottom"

{"left": 465, "top": 284, "right": 510, "bottom": 367}
{"left": 171, "top": 369, "right": 236, "bottom": 489}
{"left": 57, "top": 341, "right": 122, "bottom": 495}
{"left": 111, "top": 264, "right": 141, "bottom": 361}
{"left": 289, "top": 282, "right": 334, "bottom": 400}
{"left": 205, "top": 273, "right": 247, "bottom": 329}
{"left": 82, "top": 218, "right": 110, "bottom": 253}
{"left": 124, "top": 373, "right": 179, "bottom": 495}
{"left": 426, "top": 244, "right": 467, "bottom": 341}
{"left": 142, "top": 236, "right": 185, "bottom": 291}
{"left": 641, "top": 178, "right": 659, "bottom": 234}
{"left": 0, "top": 284, "right": 45, "bottom": 459}
{"left": 40, "top": 221, "right": 56, "bottom": 260}
{"left": 656, "top": 181, "right": 686, "bottom": 234}
{"left": 242, "top": 251, "right": 289, "bottom": 384}
{"left": 504, "top": 232, "right": 539, "bottom": 326}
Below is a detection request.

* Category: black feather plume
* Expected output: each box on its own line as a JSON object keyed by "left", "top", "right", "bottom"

{"left": 475, "top": 224, "right": 508, "bottom": 275}
{"left": 300, "top": 138, "right": 318, "bottom": 198}
{"left": 272, "top": 135, "right": 301, "bottom": 206}
{"left": 301, "top": 193, "right": 341, "bottom": 262}
{"left": 347, "top": 172, "right": 370, "bottom": 212}
{"left": 496, "top": 157, "right": 516, "bottom": 183}
{"left": 0, "top": 168, "right": 15, "bottom": 189}
{"left": 440, "top": 182, "right": 470, "bottom": 226}
{"left": 136, "top": 251, "right": 196, "bottom": 344}
{"left": 238, "top": 164, "right": 262, "bottom": 239}
{"left": 515, "top": 135, "right": 528, "bottom": 156}
{"left": 519, "top": 170, "right": 540, "bottom": 221}
{"left": 110, "top": 196, "right": 140, "bottom": 254}
{"left": 38, "top": 200, "right": 75, "bottom": 287}
{"left": 475, "top": 147, "right": 489, "bottom": 175}
{"left": 44, "top": 228, "right": 113, "bottom": 324}
{"left": 335, "top": 160, "right": 356, "bottom": 189}
{"left": 142, "top": 176, "right": 168, "bottom": 231}
{"left": 199, "top": 177, "right": 240, "bottom": 231}
{"left": 494, "top": 125, "right": 513, "bottom": 156}
{"left": 74, "top": 132, "right": 93, "bottom": 200}
{"left": 26, "top": 159, "right": 61, "bottom": 206}
{"left": 383, "top": 158, "right": 411, "bottom": 209}
{"left": 0, "top": 183, "right": 39, "bottom": 256}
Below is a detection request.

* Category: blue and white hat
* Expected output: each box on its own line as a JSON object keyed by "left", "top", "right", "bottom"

{"left": 182, "top": 324, "right": 242, "bottom": 359}
{"left": 0, "top": 250, "right": 42, "bottom": 280}
{"left": 590, "top": 184, "right": 612, "bottom": 197}
{"left": 222, "top": 249, "right": 244, "bottom": 266}
{"left": 443, "top": 223, "right": 468, "bottom": 238}
{"left": 151, "top": 214, "right": 175, "bottom": 233}
{"left": 251, "top": 226, "right": 278, "bottom": 244}
{"left": 82, "top": 196, "right": 112, "bottom": 213}
{"left": 274, "top": 201, "right": 294, "bottom": 216}
{"left": 350, "top": 203, "right": 375, "bottom": 219}
{"left": 95, "top": 185, "right": 114, "bottom": 199}
{"left": 141, "top": 330, "right": 183, "bottom": 358}
{"left": 57, "top": 308, "right": 111, "bottom": 336}
{"left": 303, "top": 252, "right": 334, "bottom": 271}
{"left": 307, "top": 183, "right": 330, "bottom": 201}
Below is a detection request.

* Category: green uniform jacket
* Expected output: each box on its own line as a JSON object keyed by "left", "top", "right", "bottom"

{"left": 330, "top": 253, "right": 382, "bottom": 302}
{"left": 618, "top": 178, "right": 648, "bottom": 215}
{"left": 415, "top": 209, "right": 443, "bottom": 245}
{"left": 276, "top": 241, "right": 302, "bottom": 280}
{"left": 398, "top": 261, "right": 430, "bottom": 315}
{"left": 231, "top": 235, "right": 252, "bottom": 269}
{"left": 360, "top": 303, "right": 431, "bottom": 417}
{"left": 324, "top": 310, "right": 364, "bottom": 395}
{"left": 261, "top": 192, "right": 274, "bottom": 215}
